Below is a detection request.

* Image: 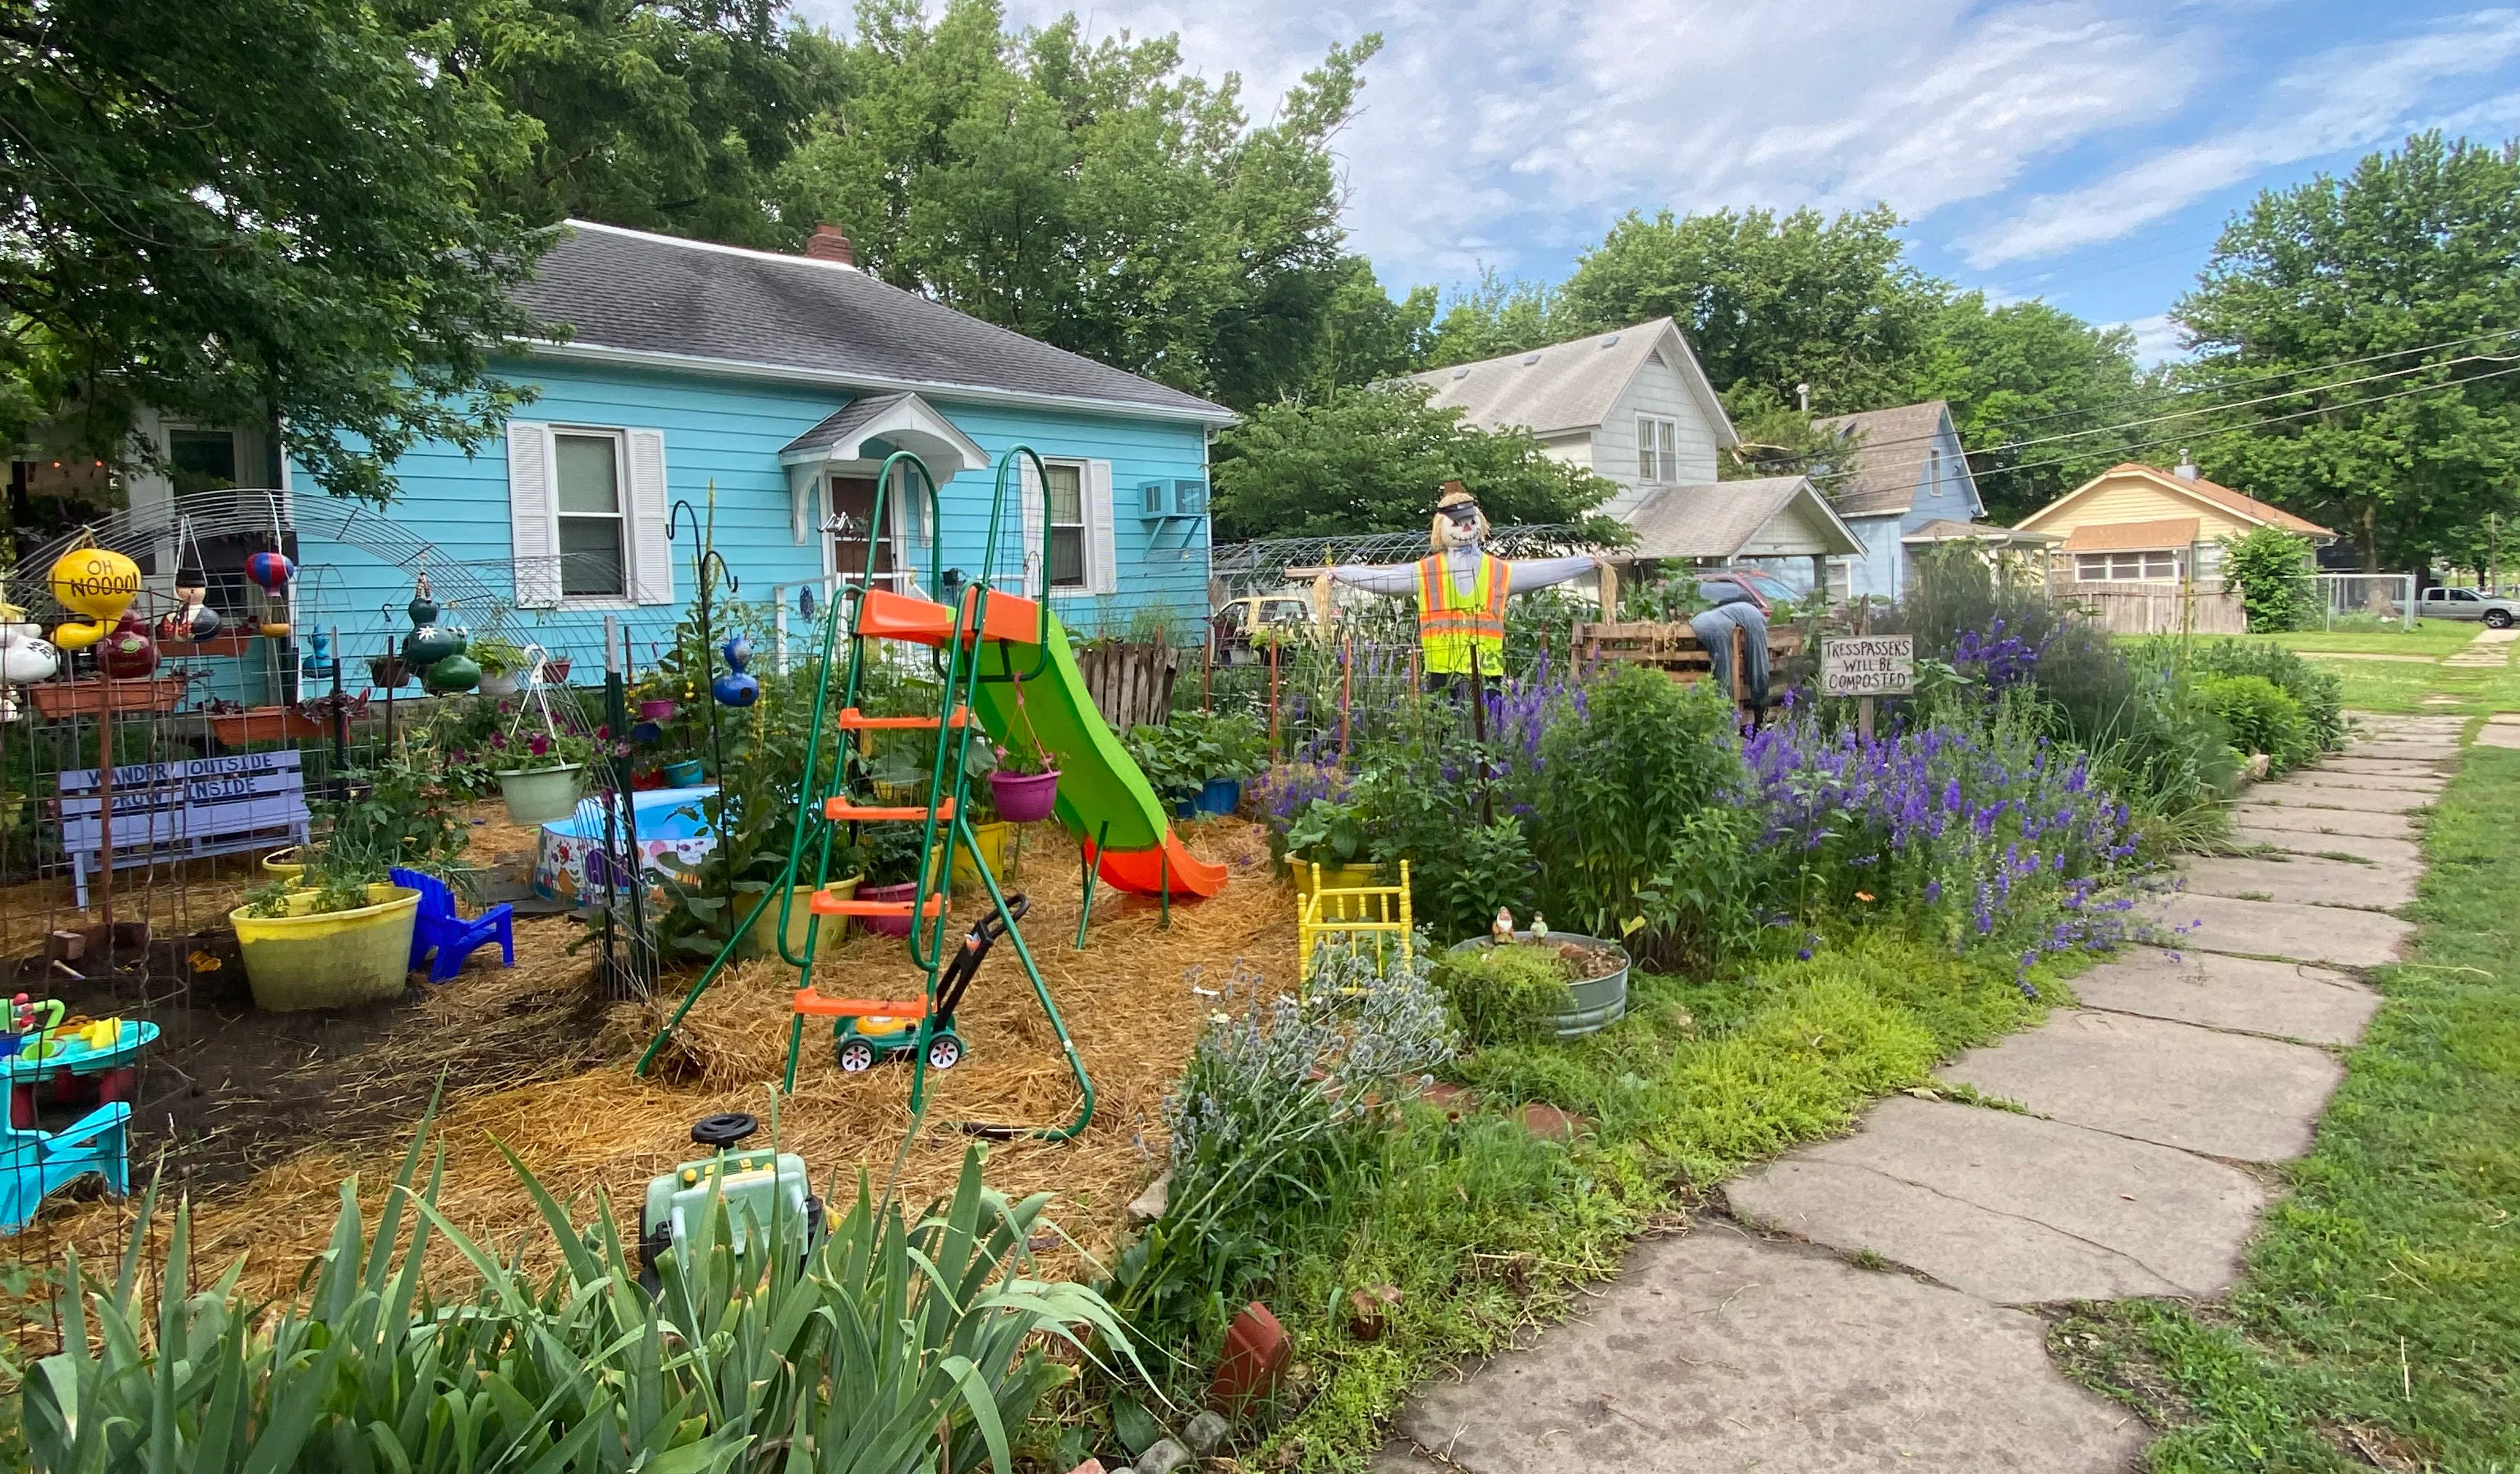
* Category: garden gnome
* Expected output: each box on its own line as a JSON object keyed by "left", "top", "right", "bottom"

{"left": 1324, "top": 481, "right": 1599, "bottom": 690}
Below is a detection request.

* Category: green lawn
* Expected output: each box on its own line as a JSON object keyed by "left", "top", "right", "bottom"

{"left": 2054, "top": 744, "right": 2520, "bottom": 1471}
{"left": 2251, "top": 623, "right": 2481, "bottom": 657}
{"left": 2308, "top": 654, "right": 2520, "bottom": 716}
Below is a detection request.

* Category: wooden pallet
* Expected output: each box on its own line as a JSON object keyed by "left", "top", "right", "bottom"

{"left": 1571, "top": 622, "right": 1806, "bottom": 703}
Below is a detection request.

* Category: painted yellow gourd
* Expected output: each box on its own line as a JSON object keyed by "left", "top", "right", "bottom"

{"left": 48, "top": 548, "right": 141, "bottom": 652}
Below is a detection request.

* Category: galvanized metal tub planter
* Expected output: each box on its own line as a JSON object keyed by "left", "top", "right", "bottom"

{"left": 1446, "top": 931, "right": 1631, "bottom": 1039}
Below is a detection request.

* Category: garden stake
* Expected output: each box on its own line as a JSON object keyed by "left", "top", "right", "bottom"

{"left": 1337, "top": 635, "right": 1352, "bottom": 761}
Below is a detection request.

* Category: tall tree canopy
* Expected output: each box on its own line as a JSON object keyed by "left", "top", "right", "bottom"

{"left": 1, "top": 0, "right": 551, "bottom": 502}
{"left": 2175, "top": 132, "right": 2520, "bottom": 572}
{"left": 770, "top": 0, "right": 1382, "bottom": 408}
{"left": 1210, "top": 386, "right": 1620, "bottom": 542}
{"left": 416, "top": 0, "right": 827, "bottom": 249}
{"left": 1910, "top": 294, "right": 2145, "bottom": 522}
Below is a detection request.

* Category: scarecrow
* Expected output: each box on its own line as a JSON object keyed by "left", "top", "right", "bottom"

{"left": 1323, "top": 481, "right": 1598, "bottom": 703}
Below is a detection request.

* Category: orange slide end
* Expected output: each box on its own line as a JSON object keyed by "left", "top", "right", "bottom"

{"left": 1082, "top": 829, "right": 1230, "bottom": 900}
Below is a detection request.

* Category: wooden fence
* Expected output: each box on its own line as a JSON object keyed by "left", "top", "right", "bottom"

{"left": 2054, "top": 580, "right": 2247, "bottom": 635}
{"left": 1074, "top": 642, "right": 1181, "bottom": 732}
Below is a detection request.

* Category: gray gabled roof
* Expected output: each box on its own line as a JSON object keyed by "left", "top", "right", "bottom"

{"left": 1620, "top": 475, "right": 1864, "bottom": 560}
{"left": 512, "top": 221, "right": 1234, "bottom": 423}
{"left": 1812, "top": 400, "right": 1973, "bottom": 517}
{"left": 1406, "top": 318, "right": 1734, "bottom": 445}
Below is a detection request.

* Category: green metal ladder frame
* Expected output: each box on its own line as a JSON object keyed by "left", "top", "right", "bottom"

{"left": 636, "top": 447, "right": 1092, "bottom": 1140}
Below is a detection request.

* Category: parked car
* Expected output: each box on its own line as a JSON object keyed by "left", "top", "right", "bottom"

{"left": 2418, "top": 585, "right": 2520, "bottom": 628}
{"left": 1211, "top": 594, "right": 1315, "bottom": 664}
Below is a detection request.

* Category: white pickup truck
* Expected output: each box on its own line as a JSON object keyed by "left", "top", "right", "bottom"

{"left": 2418, "top": 585, "right": 2520, "bottom": 628}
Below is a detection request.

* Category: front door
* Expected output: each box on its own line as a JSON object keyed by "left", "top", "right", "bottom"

{"left": 827, "top": 476, "right": 897, "bottom": 590}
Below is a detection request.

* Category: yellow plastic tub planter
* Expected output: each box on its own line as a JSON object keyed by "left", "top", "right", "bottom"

{"left": 748, "top": 875, "right": 862, "bottom": 959}
{"left": 261, "top": 846, "right": 306, "bottom": 882}
{"left": 231, "top": 884, "right": 420, "bottom": 1011}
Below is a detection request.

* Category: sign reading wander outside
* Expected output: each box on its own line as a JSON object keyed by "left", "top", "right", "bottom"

{"left": 1821, "top": 635, "right": 1915, "bottom": 696}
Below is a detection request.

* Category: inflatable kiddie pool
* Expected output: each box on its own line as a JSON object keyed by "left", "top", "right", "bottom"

{"left": 533, "top": 786, "right": 718, "bottom": 904}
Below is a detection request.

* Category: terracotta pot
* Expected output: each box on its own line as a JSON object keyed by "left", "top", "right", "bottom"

{"left": 1208, "top": 1302, "right": 1290, "bottom": 1413}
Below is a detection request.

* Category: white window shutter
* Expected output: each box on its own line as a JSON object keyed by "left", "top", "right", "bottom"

{"left": 626, "top": 428, "right": 673, "bottom": 604}
{"left": 505, "top": 421, "right": 560, "bottom": 608}
{"left": 1087, "top": 459, "right": 1119, "bottom": 594}
{"left": 1018, "top": 454, "right": 1045, "bottom": 596}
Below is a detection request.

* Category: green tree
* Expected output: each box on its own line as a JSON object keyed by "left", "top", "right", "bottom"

{"left": 416, "top": 0, "right": 828, "bottom": 249}
{"left": 771, "top": 0, "right": 1381, "bottom": 408}
{"left": 1424, "top": 205, "right": 1947, "bottom": 415}
{"left": 1912, "top": 293, "right": 2143, "bottom": 522}
{"left": 2218, "top": 526, "right": 2320, "bottom": 631}
{"left": 1, "top": 0, "right": 552, "bottom": 502}
{"left": 1209, "top": 384, "right": 1622, "bottom": 541}
{"left": 2175, "top": 132, "right": 2520, "bottom": 571}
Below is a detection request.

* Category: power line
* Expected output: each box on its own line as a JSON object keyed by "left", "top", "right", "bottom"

{"left": 1809, "top": 324, "right": 2520, "bottom": 458}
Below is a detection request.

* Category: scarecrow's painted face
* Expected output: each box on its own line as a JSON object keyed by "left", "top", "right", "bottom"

{"left": 1432, "top": 499, "right": 1486, "bottom": 551}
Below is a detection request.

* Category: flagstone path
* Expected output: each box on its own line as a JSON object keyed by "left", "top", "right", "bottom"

{"left": 1373, "top": 713, "right": 2456, "bottom": 1473}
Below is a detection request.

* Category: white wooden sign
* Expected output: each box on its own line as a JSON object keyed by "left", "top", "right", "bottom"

{"left": 1821, "top": 635, "right": 1915, "bottom": 696}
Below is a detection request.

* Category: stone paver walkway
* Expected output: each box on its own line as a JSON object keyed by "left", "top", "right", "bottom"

{"left": 2442, "top": 624, "right": 2516, "bottom": 667}
{"left": 1375, "top": 714, "right": 2453, "bottom": 1473}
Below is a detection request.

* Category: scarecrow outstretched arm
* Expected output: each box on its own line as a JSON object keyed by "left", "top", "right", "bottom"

{"left": 1324, "top": 551, "right": 1598, "bottom": 598}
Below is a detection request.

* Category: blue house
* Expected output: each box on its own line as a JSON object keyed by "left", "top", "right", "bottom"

{"left": 1811, "top": 400, "right": 1997, "bottom": 601}
{"left": 89, "top": 221, "right": 1233, "bottom": 687}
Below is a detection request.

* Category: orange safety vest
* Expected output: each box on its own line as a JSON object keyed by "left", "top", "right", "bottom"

{"left": 1416, "top": 552, "right": 1509, "bottom": 677}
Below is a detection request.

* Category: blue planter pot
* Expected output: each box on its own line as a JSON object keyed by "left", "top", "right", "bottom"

{"left": 662, "top": 758, "right": 705, "bottom": 788}
{"left": 1194, "top": 777, "right": 1243, "bottom": 817}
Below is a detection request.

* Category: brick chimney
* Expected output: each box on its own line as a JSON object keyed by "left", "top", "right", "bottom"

{"left": 803, "top": 224, "right": 856, "bottom": 267}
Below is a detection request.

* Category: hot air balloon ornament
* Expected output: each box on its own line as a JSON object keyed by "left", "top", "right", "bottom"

{"left": 47, "top": 545, "right": 141, "bottom": 652}
{"left": 711, "top": 632, "right": 759, "bottom": 707}
{"left": 244, "top": 551, "right": 294, "bottom": 593}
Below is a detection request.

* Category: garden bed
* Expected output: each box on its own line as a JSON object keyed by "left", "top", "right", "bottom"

{"left": 8, "top": 818, "right": 1283, "bottom": 1306}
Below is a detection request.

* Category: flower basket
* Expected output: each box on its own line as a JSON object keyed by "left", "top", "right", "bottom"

{"left": 495, "top": 764, "right": 585, "bottom": 825}
{"left": 30, "top": 676, "right": 188, "bottom": 718}
{"left": 662, "top": 758, "right": 706, "bottom": 788}
{"left": 857, "top": 880, "right": 920, "bottom": 937}
{"left": 478, "top": 672, "right": 520, "bottom": 698}
{"left": 990, "top": 768, "right": 1061, "bottom": 823}
{"left": 207, "top": 703, "right": 344, "bottom": 747}
{"left": 231, "top": 884, "right": 420, "bottom": 1012}
{"left": 367, "top": 655, "right": 411, "bottom": 689}
{"left": 638, "top": 698, "right": 679, "bottom": 722}
{"left": 543, "top": 657, "right": 573, "bottom": 684}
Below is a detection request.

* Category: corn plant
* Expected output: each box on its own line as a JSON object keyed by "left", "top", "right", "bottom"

{"left": 13, "top": 1114, "right": 1135, "bottom": 1473}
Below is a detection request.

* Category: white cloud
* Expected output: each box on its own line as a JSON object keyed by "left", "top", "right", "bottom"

{"left": 2113, "top": 312, "right": 2187, "bottom": 366}
{"left": 1962, "top": 11, "right": 2520, "bottom": 266}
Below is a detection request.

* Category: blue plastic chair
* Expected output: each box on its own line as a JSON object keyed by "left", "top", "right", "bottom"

{"left": 391, "top": 867, "right": 515, "bottom": 984}
{"left": 1, "top": 1100, "right": 130, "bottom": 1235}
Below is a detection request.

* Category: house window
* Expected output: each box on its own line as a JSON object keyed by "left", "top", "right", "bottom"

{"left": 1045, "top": 461, "right": 1087, "bottom": 589}
{"left": 554, "top": 431, "right": 628, "bottom": 599}
{"left": 1637, "top": 415, "right": 1679, "bottom": 483}
{"left": 1926, "top": 447, "right": 1943, "bottom": 493}
{"left": 2076, "top": 550, "right": 2179, "bottom": 582}
{"left": 168, "top": 429, "right": 239, "bottom": 495}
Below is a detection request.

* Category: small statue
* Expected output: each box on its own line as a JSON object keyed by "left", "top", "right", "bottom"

{"left": 1492, "top": 907, "right": 1516, "bottom": 945}
{"left": 1530, "top": 912, "right": 1549, "bottom": 942}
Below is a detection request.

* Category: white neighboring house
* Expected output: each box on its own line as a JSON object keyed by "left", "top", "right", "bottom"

{"left": 1407, "top": 317, "right": 1734, "bottom": 521}
{"left": 1406, "top": 318, "right": 1864, "bottom": 592}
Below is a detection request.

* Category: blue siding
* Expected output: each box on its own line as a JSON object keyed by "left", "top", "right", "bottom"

{"left": 1840, "top": 412, "right": 1985, "bottom": 601}
{"left": 282, "top": 358, "right": 1214, "bottom": 680}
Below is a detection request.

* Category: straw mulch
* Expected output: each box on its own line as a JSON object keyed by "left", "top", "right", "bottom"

{"left": 14, "top": 817, "right": 1293, "bottom": 1305}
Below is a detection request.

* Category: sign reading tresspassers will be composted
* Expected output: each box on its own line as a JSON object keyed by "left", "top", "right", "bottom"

{"left": 1821, "top": 635, "right": 1915, "bottom": 696}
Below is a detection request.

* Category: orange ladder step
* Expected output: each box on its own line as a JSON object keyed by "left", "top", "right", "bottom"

{"left": 808, "top": 890, "right": 948, "bottom": 918}
{"left": 837, "top": 705, "right": 968, "bottom": 731}
{"left": 823, "top": 797, "right": 957, "bottom": 822}
{"left": 854, "top": 587, "right": 1042, "bottom": 647}
{"left": 792, "top": 989, "right": 932, "bottom": 1020}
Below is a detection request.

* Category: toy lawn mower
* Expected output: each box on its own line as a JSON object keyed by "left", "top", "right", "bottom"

{"left": 637, "top": 1112, "right": 821, "bottom": 1291}
{"left": 828, "top": 894, "right": 1029, "bottom": 1074}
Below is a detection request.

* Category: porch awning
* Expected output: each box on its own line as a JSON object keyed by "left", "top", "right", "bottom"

{"left": 777, "top": 391, "right": 991, "bottom": 544}
{"left": 2059, "top": 518, "right": 2200, "bottom": 553}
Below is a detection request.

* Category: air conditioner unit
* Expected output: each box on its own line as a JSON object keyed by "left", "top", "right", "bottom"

{"left": 1138, "top": 478, "right": 1209, "bottom": 521}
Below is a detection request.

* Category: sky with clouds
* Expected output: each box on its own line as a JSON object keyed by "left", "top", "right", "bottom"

{"left": 796, "top": 0, "right": 2520, "bottom": 363}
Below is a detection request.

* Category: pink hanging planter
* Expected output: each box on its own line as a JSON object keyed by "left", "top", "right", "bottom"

{"left": 990, "top": 768, "right": 1062, "bottom": 824}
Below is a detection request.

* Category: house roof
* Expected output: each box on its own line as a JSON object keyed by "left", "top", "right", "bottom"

{"left": 2060, "top": 518, "right": 2201, "bottom": 553}
{"left": 1619, "top": 475, "right": 1864, "bottom": 561}
{"left": 1404, "top": 318, "right": 1734, "bottom": 445}
{"left": 1811, "top": 400, "right": 1974, "bottom": 518}
{"left": 778, "top": 392, "right": 988, "bottom": 473}
{"left": 512, "top": 221, "right": 1235, "bottom": 424}
{"left": 2017, "top": 463, "right": 2335, "bottom": 539}
{"left": 1902, "top": 518, "right": 2059, "bottom": 545}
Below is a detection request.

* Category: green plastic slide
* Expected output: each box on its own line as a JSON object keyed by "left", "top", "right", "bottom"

{"left": 970, "top": 611, "right": 1227, "bottom": 897}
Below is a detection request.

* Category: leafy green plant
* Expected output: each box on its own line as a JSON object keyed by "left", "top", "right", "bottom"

{"left": 2217, "top": 526, "right": 2320, "bottom": 632}
{"left": 2196, "top": 673, "right": 2316, "bottom": 769}
{"left": 1433, "top": 941, "right": 1572, "bottom": 1047}
{"left": 2180, "top": 636, "right": 2346, "bottom": 753}
{"left": 1531, "top": 662, "right": 1744, "bottom": 939}
{"left": 315, "top": 747, "right": 466, "bottom": 872}
{"left": 489, "top": 724, "right": 597, "bottom": 772}
{"left": 1281, "top": 795, "right": 1372, "bottom": 868}
{"left": 237, "top": 855, "right": 385, "bottom": 917}
{"left": 13, "top": 1117, "right": 1135, "bottom": 1474}
{"left": 467, "top": 634, "right": 527, "bottom": 676}
{"left": 1424, "top": 816, "right": 1539, "bottom": 943}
